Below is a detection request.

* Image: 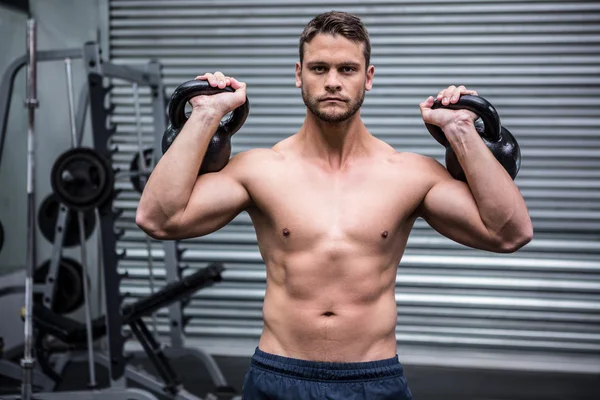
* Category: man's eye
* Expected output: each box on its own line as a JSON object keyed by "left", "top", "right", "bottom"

{"left": 342, "top": 67, "right": 355, "bottom": 73}
{"left": 312, "top": 66, "right": 325, "bottom": 72}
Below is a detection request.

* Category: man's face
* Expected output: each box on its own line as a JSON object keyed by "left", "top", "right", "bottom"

{"left": 296, "top": 34, "right": 374, "bottom": 123}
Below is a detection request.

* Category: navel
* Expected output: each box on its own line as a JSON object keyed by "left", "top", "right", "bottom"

{"left": 322, "top": 311, "right": 335, "bottom": 317}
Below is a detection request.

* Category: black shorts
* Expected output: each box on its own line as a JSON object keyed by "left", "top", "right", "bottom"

{"left": 242, "top": 347, "right": 413, "bottom": 399}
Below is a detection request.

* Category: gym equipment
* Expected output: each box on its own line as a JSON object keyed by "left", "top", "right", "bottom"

{"left": 22, "top": 19, "right": 39, "bottom": 400}
{"left": 129, "top": 148, "right": 153, "bottom": 193}
{"left": 0, "top": 51, "right": 88, "bottom": 175}
{"left": 38, "top": 194, "right": 96, "bottom": 247}
{"left": 0, "top": 268, "right": 64, "bottom": 394}
{"left": 33, "top": 257, "right": 85, "bottom": 315}
{"left": 29, "top": 263, "right": 227, "bottom": 399}
{"left": 63, "top": 52, "right": 99, "bottom": 389}
{"left": 50, "top": 147, "right": 114, "bottom": 211}
{"left": 162, "top": 79, "right": 250, "bottom": 174}
{"left": 84, "top": 42, "right": 170, "bottom": 395}
{"left": 0, "top": 38, "right": 160, "bottom": 399}
{"left": 1, "top": 36, "right": 240, "bottom": 399}
{"left": 129, "top": 81, "right": 154, "bottom": 194}
{"left": 425, "top": 94, "right": 521, "bottom": 182}
{"left": 127, "top": 81, "right": 161, "bottom": 335}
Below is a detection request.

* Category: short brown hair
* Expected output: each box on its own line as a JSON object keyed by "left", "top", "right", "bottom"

{"left": 299, "top": 11, "right": 371, "bottom": 68}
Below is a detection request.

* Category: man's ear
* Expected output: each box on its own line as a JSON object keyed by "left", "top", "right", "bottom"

{"left": 365, "top": 65, "right": 374, "bottom": 91}
{"left": 295, "top": 62, "right": 302, "bottom": 88}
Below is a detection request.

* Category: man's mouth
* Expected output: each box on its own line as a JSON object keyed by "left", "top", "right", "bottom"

{"left": 320, "top": 97, "right": 346, "bottom": 102}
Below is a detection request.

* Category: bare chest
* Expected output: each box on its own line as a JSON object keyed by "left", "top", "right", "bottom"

{"left": 247, "top": 159, "right": 425, "bottom": 249}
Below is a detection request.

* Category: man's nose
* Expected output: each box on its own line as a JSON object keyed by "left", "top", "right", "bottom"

{"left": 325, "top": 71, "right": 342, "bottom": 91}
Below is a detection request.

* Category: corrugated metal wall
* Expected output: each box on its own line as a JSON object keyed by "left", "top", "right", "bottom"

{"left": 108, "top": 0, "right": 600, "bottom": 357}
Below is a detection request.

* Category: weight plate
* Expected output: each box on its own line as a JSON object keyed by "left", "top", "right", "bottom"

{"left": 34, "top": 257, "right": 85, "bottom": 315}
{"left": 50, "top": 147, "right": 114, "bottom": 211}
{"left": 38, "top": 193, "right": 96, "bottom": 247}
{"left": 129, "top": 148, "right": 154, "bottom": 194}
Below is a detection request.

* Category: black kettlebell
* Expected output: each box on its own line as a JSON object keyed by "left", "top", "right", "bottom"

{"left": 162, "top": 79, "right": 249, "bottom": 174}
{"left": 424, "top": 95, "right": 521, "bottom": 182}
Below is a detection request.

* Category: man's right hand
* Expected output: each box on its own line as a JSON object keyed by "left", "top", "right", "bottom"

{"left": 191, "top": 71, "right": 247, "bottom": 116}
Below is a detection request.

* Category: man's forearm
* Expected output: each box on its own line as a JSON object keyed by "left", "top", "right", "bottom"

{"left": 137, "top": 109, "right": 221, "bottom": 228}
{"left": 444, "top": 118, "right": 532, "bottom": 243}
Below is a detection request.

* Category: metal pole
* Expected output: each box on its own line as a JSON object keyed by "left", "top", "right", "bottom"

{"left": 64, "top": 58, "right": 78, "bottom": 148}
{"left": 77, "top": 212, "right": 97, "bottom": 388}
{"left": 65, "top": 56, "right": 98, "bottom": 388}
{"left": 132, "top": 83, "right": 145, "bottom": 172}
{"left": 132, "top": 83, "right": 158, "bottom": 335}
{"left": 145, "top": 236, "right": 158, "bottom": 335}
{"left": 21, "top": 18, "right": 38, "bottom": 400}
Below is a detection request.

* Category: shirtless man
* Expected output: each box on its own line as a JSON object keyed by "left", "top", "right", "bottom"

{"left": 136, "top": 11, "right": 533, "bottom": 400}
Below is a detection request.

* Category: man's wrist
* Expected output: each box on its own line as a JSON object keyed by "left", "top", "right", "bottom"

{"left": 441, "top": 113, "right": 482, "bottom": 154}
{"left": 440, "top": 111, "right": 477, "bottom": 139}
{"left": 441, "top": 110, "right": 475, "bottom": 131}
{"left": 190, "top": 106, "right": 223, "bottom": 123}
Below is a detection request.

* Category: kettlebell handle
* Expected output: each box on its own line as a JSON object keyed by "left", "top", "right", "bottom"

{"left": 424, "top": 95, "right": 502, "bottom": 146}
{"left": 167, "top": 79, "right": 249, "bottom": 135}
{"left": 423, "top": 94, "right": 521, "bottom": 182}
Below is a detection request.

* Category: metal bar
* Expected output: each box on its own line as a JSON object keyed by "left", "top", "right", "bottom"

{"left": 0, "top": 285, "right": 25, "bottom": 297}
{"left": 0, "top": 55, "right": 25, "bottom": 169}
{"left": 131, "top": 80, "right": 158, "bottom": 335}
{"left": 148, "top": 60, "right": 164, "bottom": 170}
{"left": 78, "top": 212, "right": 97, "bottom": 388}
{"left": 0, "top": 47, "right": 81, "bottom": 173}
{"left": 40, "top": 205, "right": 68, "bottom": 309}
{"left": 129, "top": 319, "right": 180, "bottom": 395}
{"left": 132, "top": 83, "right": 144, "bottom": 166}
{"left": 164, "top": 241, "right": 184, "bottom": 348}
{"left": 83, "top": 40, "right": 165, "bottom": 383}
{"left": 21, "top": 18, "right": 38, "bottom": 400}
{"left": 132, "top": 82, "right": 151, "bottom": 185}
{"left": 62, "top": 60, "right": 97, "bottom": 386}
{"left": 145, "top": 236, "right": 158, "bottom": 335}
{"left": 64, "top": 58, "right": 78, "bottom": 148}
{"left": 121, "top": 264, "right": 223, "bottom": 323}
{"left": 75, "top": 84, "right": 89, "bottom": 147}
{"left": 85, "top": 49, "right": 127, "bottom": 381}
{"left": 101, "top": 63, "right": 162, "bottom": 86}
{"left": 95, "top": 209, "right": 104, "bottom": 318}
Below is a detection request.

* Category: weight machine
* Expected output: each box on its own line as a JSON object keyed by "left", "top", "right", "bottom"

{"left": 0, "top": 19, "right": 239, "bottom": 400}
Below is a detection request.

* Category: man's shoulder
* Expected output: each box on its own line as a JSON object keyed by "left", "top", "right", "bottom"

{"left": 394, "top": 155, "right": 459, "bottom": 197}
{"left": 232, "top": 147, "right": 283, "bottom": 161}
{"left": 227, "top": 148, "right": 285, "bottom": 176}
{"left": 387, "top": 151, "right": 439, "bottom": 168}
{"left": 386, "top": 151, "right": 449, "bottom": 182}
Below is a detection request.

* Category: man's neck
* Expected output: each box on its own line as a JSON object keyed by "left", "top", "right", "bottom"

{"left": 297, "top": 112, "right": 371, "bottom": 171}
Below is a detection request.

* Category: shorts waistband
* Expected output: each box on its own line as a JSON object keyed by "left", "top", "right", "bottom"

{"left": 250, "top": 347, "right": 404, "bottom": 382}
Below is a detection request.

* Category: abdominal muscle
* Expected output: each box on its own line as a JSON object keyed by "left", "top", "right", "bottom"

{"left": 257, "top": 251, "right": 400, "bottom": 363}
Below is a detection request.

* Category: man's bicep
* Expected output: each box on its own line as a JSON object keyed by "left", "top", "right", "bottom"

{"left": 168, "top": 155, "right": 252, "bottom": 239}
{"left": 420, "top": 176, "right": 499, "bottom": 251}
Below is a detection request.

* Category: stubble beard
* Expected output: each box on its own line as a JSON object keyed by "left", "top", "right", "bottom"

{"left": 302, "top": 86, "right": 365, "bottom": 124}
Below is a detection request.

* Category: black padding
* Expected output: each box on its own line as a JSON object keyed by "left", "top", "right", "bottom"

{"left": 122, "top": 262, "right": 224, "bottom": 322}
{"left": 33, "top": 303, "right": 106, "bottom": 344}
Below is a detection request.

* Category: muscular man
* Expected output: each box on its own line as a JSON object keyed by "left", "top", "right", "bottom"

{"left": 136, "top": 11, "right": 533, "bottom": 400}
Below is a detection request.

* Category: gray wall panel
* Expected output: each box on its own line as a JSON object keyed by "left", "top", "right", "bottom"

{"left": 109, "top": 0, "right": 600, "bottom": 365}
